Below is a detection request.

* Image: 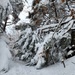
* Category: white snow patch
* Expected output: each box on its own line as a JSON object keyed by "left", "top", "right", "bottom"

{"left": 18, "top": 5, "right": 32, "bottom": 23}
{"left": 6, "top": 25, "right": 20, "bottom": 41}
{"left": 0, "top": 35, "right": 11, "bottom": 71}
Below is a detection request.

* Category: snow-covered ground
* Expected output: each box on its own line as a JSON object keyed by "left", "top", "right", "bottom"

{"left": 0, "top": 56, "right": 75, "bottom": 75}
{"left": 0, "top": 33, "right": 11, "bottom": 72}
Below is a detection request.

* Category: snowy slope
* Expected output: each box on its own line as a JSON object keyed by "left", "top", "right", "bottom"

{"left": 0, "top": 33, "right": 11, "bottom": 71}
{"left": 0, "top": 56, "right": 75, "bottom": 75}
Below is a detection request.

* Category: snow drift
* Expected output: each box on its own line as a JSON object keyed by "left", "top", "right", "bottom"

{"left": 0, "top": 33, "right": 11, "bottom": 72}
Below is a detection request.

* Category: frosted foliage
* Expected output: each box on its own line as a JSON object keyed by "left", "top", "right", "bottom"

{"left": 5, "top": 0, "right": 75, "bottom": 70}
{"left": 14, "top": 16, "right": 73, "bottom": 69}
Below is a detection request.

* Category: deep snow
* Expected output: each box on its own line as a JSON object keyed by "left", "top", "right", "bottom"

{"left": 0, "top": 56, "right": 75, "bottom": 75}
{"left": 0, "top": 33, "right": 11, "bottom": 71}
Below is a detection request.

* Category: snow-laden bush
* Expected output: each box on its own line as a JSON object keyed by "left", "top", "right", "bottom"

{"left": 13, "top": 16, "right": 74, "bottom": 69}
{"left": 10, "top": 0, "right": 75, "bottom": 69}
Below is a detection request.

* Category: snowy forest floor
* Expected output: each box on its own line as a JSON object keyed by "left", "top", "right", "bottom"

{"left": 0, "top": 56, "right": 75, "bottom": 75}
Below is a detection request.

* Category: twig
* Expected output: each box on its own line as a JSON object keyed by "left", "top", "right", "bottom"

{"left": 66, "top": 0, "right": 71, "bottom": 11}
{"left": 61, "top": 60, "right": 66, "bottom": 68}
{"left": 3, "top": 3, "right": 9, "bottom": 31}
